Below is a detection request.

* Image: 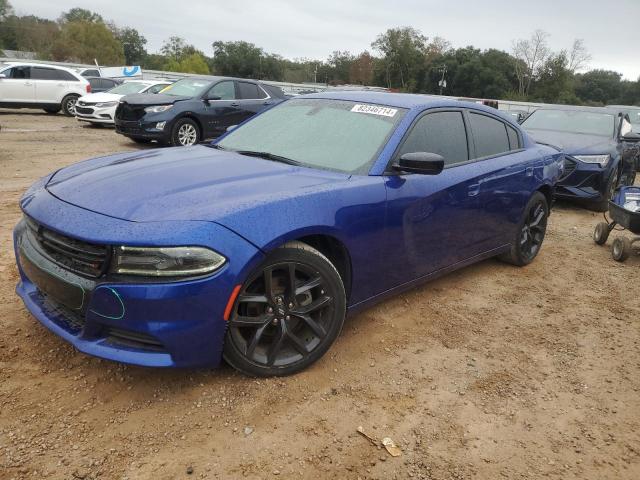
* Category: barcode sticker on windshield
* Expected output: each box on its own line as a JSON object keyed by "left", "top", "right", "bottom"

{"left": 351, "top": 104, "right": 398, "bottom": 117}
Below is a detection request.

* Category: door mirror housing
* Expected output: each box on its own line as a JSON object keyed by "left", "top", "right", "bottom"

{"left": 392, "top": 152, "right": 445, "bottom": 175}
{"left": 621, "top": 132, "right": 640, "bottom": 143}
{"left": 226, "top": 125, "right": 238, "bottom": 132}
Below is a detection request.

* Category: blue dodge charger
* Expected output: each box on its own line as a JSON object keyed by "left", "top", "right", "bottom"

{"left": 14, "top": 92, "right": 562, "bottom": 376}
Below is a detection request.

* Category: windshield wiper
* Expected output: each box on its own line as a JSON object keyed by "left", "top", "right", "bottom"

{"left": 235, "top": 150, "right": 301, "bottom": 166}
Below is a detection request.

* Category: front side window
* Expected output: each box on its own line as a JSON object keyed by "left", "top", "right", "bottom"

{"left": 208, "top": 81, "right": 236, "bottom": 100}
{"left": 5, "top": 66, "right": 30, "bottom": 79}
{"left": 469, "top": 113, "right": 510, "bottom": 158}
{"left": 397, "top": 111, "right": 469, "bottom": 166}
{"left": 521, "top": 109, "right": 615, "bottom": 137}
{"left": 217, "top": 98, "right": 407, "bottom": 174}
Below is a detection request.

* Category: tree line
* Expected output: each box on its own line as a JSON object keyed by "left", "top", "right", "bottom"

{"left": 1, "top": 2, "right": 639, "bottom": 106}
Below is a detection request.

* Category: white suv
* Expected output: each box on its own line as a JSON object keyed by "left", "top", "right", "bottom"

{"left": 0, "top": 62, "right": 91, "bottom": 116}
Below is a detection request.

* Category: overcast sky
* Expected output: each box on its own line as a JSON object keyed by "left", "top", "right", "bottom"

{"left": 13, "top": 0, "right": 640, "bottom": 80}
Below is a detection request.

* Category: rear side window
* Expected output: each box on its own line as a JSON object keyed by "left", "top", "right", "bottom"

{"left": 32, "top": 67, "right": 77, "bottom": 81}
{"left": 237, "top": 82, "right": 268, "bottom": 100}
{"left": 6, "top": 66, "right": 30, "bottom": 79}
{"left": 469, "top": 113, "right": 510, "bottom": 158}
{"left": 506, "top": 124, "right": 520, "bottom": 150}
{"left": 398, "top": 111, "right": 469, "bottom": 166}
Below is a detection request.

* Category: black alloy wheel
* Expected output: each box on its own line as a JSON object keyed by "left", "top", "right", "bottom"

{"left": 223, "top": 242, "right": 346, "bottom": 377}
{"left": 500, "top": 191, "right": 549, "bottom": 266}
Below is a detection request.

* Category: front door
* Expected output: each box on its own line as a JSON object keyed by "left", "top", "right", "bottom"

{"left": 201, "top": 80, "right": 244, "bottom": 137}
{"left": 0, "top": 66, "right": 35, "bottom": 103}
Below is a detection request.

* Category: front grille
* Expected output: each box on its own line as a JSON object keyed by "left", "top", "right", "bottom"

{"left": 25, "top": 217, "right": 110, "bottom": 278}
{"left": 77, "top": 101, "right": 97, "bottom": 107}
{"left": 75, "top": 106, "right": 94, "bottom": 115}
{"left": 560, "top": 157, "right": 578, "bottom": 181}
{"left": 39, "top": 291, "right": 85, "bottom": 333}
{"left": 116, "top": 102, "right": 146, "bottom": 121}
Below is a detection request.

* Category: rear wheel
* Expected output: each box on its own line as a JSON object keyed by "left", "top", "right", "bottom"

{"left": 500, "top": 192, "right": 549, "bottom": 266}
{"left": 612, "top": 237, "right": 631, "bottom": 262}
{"left": 223, "top": 241, "right": 346, "bottom": 377}
{"left": 171, "top": 118, "right": 200, "bottom": 146}
{"left": 61, "top": 94, "right": 79, "bottom": 117}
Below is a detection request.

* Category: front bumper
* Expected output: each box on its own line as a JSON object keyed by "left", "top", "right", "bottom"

{"left": 555, "top": 157, "right": 609, "bottom": 202}
{"left": 75, "top": 104, "right": 117, "bottom": 124}
{"left": 13, "top": 190, "right": 263, "bottom": 368}
{"left": 114, "top": 119, "right": 169, "bottom": 141}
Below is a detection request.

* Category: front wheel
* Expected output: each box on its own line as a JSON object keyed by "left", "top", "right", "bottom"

{"left": 171, "top": 118, "right": 200, "bottom": 146}
{"left": 499, "top": 191, "right": 549, "bottom": 266}
{"left": 592, "top": 166, "right": 619, "bottom": 212}
{"left": 61, "top": 95, "right": 79, "bottom": 117}
{"left": 593, "top": 222, "right": 611, "bottom": 245}
{"left": 223, "top": 241, "right": 346, "bottom": 377}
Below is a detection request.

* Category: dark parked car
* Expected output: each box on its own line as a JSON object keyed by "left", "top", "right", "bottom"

{"left": 14, "top": 92, "right": 562, "bottom": 376}
{"left": 521, "top": 107, "right": 639, "bottom": 211}
{"left": 114, "top": 77, "right": 286, "bottom": 146}
{"left": 85, "top": 76, "right": 122, "bottom": 93}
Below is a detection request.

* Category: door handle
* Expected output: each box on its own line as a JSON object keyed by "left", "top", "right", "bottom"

{"left": 263, "top": 101, "right": 272, "bottom": 106}
{"left": 24, "top": 82, "right": 33, "bottom": 86}
{"left": 525, "top": 167, "right": 534, "bottom": 177}
{"left": 468, "top": 184, "right": 480, "bottom": 197}
{"left": 230, "top": 102, "right": 239, "bottom": 107}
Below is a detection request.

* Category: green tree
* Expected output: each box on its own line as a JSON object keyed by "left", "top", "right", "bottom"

{"left": 372, "top": 27, "right": 428, "bottom": 90}
{"left": 575, "top": 70, "right": 623, "bottom": 105}
{"left": 0, "top": 0, "right": 13, "bottom": 19}
{"left": 51, "top": 20, "right": 124, "bottom": 65}
{"left": 530, "top": 52, "right": 574, "bottom": 103}
{"left": 163, "top": 52, "right": 210, "bottom": 74}
{"left": 326, "top": 50, "right": 355, "bottom": 84}
{"left": 59, "top": 8, "right": 103, "bottom": 24}
{"left": 349, "top": 51, "right": 374, "bottom": 85}
{"left": 0, "top": 14, "right": 59, "bottom": 56}
{"left": 161, "top": 36, "right": 188, "bottom": 61}
{"left": 114, "top": 27, "right": 147, "bottom": 64}
{"left": 211, "top": 40, "right": 263, "bottom": 78}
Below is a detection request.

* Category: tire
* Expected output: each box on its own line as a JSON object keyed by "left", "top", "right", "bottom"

{"left": 611, "top": 237, "right": 631, "bottom": 262}
{"left": 61, "top": 94, "right": 79, "bottom": 117}
{"left": 43, "top": 107, "right": 60, "bottom": 114}
{"left": 223, "top": 241, "right": 346, "bottom": 377}
{"left": 592, "top": 166, "right": 619, "bottom": 212}
{"left": 593, "top": 222, "right": 611, "bottom": 245}
{"left": 499, "top": 191, "right": 549, "bottom": 266}
{"left": 171, "top": 118, "right": 200, "bottom": 146}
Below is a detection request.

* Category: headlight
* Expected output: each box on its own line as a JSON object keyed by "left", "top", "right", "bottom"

{"left": 144, "top": 105, "right": 173, "bottom": 114}
{"left": 96, "top": 101, "right": 118, "bottom": 108}
{"left": 573, "top": 154, "right": 610, "bottom": 167}
{"left": 111, "top": 246, "right": 226, "bottom": 277}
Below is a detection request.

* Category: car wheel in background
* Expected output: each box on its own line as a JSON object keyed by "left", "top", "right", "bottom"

{"left": 61, "top": 95, "right": 80, "bottom": 117}
{"left": 43, "top": 107, "right": 60, "bottom": 114}
{"left": 499, "top": 191, "right": 549, "bottom": 267}
{"left": 171, "top": 118, "right": 200, "bottom": 146}
{"left": 592, "top": 166, "right": 619, "bottom": 212}
{"left": 223, "top": 241, "right": 346, "bottom": 377}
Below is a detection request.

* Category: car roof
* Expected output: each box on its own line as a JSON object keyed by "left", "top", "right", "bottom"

{"left": 531, "top": 105, "right": 622, "bottom": 115}
{"left": 295, "top": 90, "right": 503, "bottom": 114}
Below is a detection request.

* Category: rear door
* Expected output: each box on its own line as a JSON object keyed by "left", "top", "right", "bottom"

{"left": 32, "top": 67, "right": 77, "bottom": 103}
{"left": 465, "top": 110, "right": 534, "bottom": 250}
{"left": 200, "top": 80, "right": 244, "bottom": 137}
{"left": 235, "top": 81, "right": 271, "bottom": 123}
{"left": 0, "top": 66, "right": 35, "bottom": 103}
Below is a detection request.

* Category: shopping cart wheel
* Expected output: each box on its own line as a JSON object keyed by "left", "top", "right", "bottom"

{"left": 593, "top": 222, "right": 611, "bottom": 245}
{"left": 611, "top": 237, "right": 631, "bottom": 262}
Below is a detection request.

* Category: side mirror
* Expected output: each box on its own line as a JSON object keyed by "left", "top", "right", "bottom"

{"left": 392, "top": 152, "right": 445, "bottom": 175}
{"left": 621, "top": 132, "right": 640, "bottom": 143}
{"left": 226, "top": 125, "right": 238, "bottom": 132}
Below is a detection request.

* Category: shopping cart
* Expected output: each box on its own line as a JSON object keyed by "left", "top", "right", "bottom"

{"left": 593, "top": 186, "right": 640, "bottom": 262}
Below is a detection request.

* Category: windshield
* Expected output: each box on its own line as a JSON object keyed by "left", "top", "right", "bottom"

{"left": 108, "top": 82, "right": 149, "bottom": 95}
{"left": 159, "top": 78, "right": 211, "bottom": 97}
{"left": 620, "top": 109, "right": 640, "bottom": 127}
{"left": 522, "top": 109, "right": 615, "bottom": 137}
{"left": 217, "top": 98, "right": 407, "bottom": 174}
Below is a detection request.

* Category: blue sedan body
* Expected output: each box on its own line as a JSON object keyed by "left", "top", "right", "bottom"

{"left": 14, "top": 92, "right": 563, "bottom": 368}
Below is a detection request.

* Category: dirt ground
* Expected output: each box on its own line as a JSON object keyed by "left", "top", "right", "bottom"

{"left": 0, "top": 109, "right": 639, "bottom": 480}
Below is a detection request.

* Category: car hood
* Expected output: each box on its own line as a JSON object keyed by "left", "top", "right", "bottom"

{"left": 78, "top": 92, "right": 123, "bottom": 103}
{"left": 525, "top": 129, "right": 616, "bottom": 154}
{"left": 45, "top": 146, "right": 348, "bottom": 223}
{"left": 119, "top": 93, "right": 190, "bottom": 106}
